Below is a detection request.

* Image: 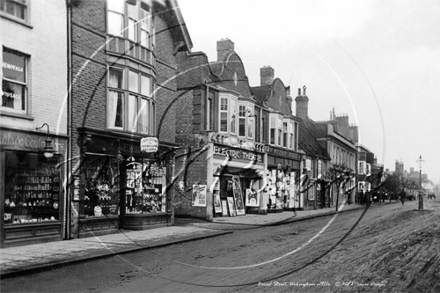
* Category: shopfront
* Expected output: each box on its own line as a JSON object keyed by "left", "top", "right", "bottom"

{"left": 72, "top": 128, "right": 175, "bottom": 238}
{"left": 210, "top": 143, "right": 265, "bottom": 218}
{"left": 1, "top": 127, "right": 67, "bottom": 248}
{"left": 266, "top": 146, "right": 301, "bottom": 212}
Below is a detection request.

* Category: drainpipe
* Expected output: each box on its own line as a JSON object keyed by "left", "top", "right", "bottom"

{"left": 65, "top": 0, "right": 73, "bottom": 239}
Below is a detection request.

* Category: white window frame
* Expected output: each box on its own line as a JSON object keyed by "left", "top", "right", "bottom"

{"left": 238, "top": 103, "right": 246, "bottom": 137}
{"left": 358, "top": 161, "right": 366, "bottom": 175}
{"left": 1, "top": 48, "right": 29, "bottom": 115}
{"left": 0, "top": 0, "right": 28, "bottom": 23}
{"left": 247, "top": 103, "right": 254, "bottom": 139}
{"left": 269, "top": 115, "right": 277, "bottom": 145}
{"left": 107, "top": 66, "right": 155, "bottom": 134}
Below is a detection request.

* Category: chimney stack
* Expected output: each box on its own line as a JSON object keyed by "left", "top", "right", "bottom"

{"left": 295, "top": 85, "right": 309, "bottom": 118}
{"left": 217, "top": 38, "right": 234, "bottom": 61}
{"left": 260, "top": 66, "right": 274, "bottom": 85}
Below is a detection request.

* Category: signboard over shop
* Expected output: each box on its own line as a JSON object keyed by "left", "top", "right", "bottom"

{"left": 265, "top": 146, "right": 302, "bottom": 160}
{"left": 0, "top": 129, "right": 65, "bottom": 152}
{"left": 140, "top": 137, "right": 158, "bottom": 153}
{"left": 213, "top": 145, "right": 263, "bottom": 163}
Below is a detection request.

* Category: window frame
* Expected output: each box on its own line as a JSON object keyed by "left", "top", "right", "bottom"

{"left": 0, "top": 0, "right": 28, "bottom": 23}
{"left": 107, "top": 66, "right": 155, "bottom": 134}
{"left": 1, "top": 48, "right": 29, "bottom": 116}
{"left": 106, "top": 0, "right": 156, "bottom": 50}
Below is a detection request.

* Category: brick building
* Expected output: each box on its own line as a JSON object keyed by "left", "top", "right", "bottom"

{"left": 67, "top": 0, "right": 192, "bottom": 238}
{"left": 295, "top": 90, "right": 356, "bottom": 208}
{"left": 175, "top": 39, "right": 267, "bottom": 220}
{"left": 1, "top": 0, "right": 68, "bottom": 247}
{"left": 251, "top": 66, "right": 303, "bottom": 212}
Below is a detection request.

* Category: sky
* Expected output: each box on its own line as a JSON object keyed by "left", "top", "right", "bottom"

{"left": 178, "top": 0, "right": 440, "bottom": 183}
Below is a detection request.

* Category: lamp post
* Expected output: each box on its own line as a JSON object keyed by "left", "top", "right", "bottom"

{"left": 417, "top": 155, "right": 424, "bottom": 210}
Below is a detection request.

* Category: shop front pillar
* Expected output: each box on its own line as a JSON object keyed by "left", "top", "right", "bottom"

{"left": 206, "top": 143, "right": 214, "bottom": 221}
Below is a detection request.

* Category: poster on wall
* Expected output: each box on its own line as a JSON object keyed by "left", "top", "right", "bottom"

{"left": 213, "top": 190, "right": 222, "bottom": 213}
{"left": 232, "top": 176, "right": 245, "bottom": 215}
{"left": 221, "top": 200, "right": 228, "bottom": 216}
{"left": 246, "top": 189, "right": 259, "bottom": 207}
{"left": 192, "top": 185, "right": 207, "bottom": 207}
{"left": 227, "top": 197, "right": 237, "bottom": 216}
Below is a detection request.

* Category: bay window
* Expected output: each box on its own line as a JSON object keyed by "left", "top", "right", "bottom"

{"left": 107, "top": 67, "right": 155, "bottom": 134}
{"left": 2, "top": 49, "right": 28, "bottom": 115}
{"left": 270, "top": 116, "right": 276, "bottom": 145}
{"left": 282, "top": 122, "right": 288, "bottom": 147}
{"left": 220, "top": 97, "right": 228, "bottom": 132}
{"left": 218, "top": 93, "right": 238, "bottom": 134}
{"left": 247, "top": 105, "right": 254, "bottom": 139}
{"left": 106, "top": 0, "right": 156, "bottom": 61}
{"left": 230, "top": 98, "right": 236, "bottom": 134}
{"left": 107, "top": 0, "right": 124, "bottom": 37}
{"left": 277, "top": 117, "right": 282, "bottom": 146}
{"left": 255, "top": 108, "right": 261, "bottom": 143}
{"left": 238, "top": 104, "right": 246, "bottom": 137}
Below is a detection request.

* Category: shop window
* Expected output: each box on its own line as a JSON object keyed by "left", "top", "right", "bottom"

{"left": 0, "top": 0, "right": 27, "bottom": 22}
{"left": 126, "top": 160, "right": 166, "bottom": 214}
{"left": 4, "top": 151, "right": 61, "bottom": 224}
{"left": 107, "top": 67, "right": 155, "bottom": 134}
{"left": 1, "top": 48, "right": 28, "bottom": 115}
{"left": 238, "top": 104, "right": 246, "bottom": 137}
{"left": 83, "top": 156, "right": 120, "bottom": 217}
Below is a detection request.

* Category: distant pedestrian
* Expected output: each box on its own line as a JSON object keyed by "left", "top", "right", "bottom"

{"left": 366, "top": 192, "right": 371, "bottom": 207}
{"left": 399, "top": 190, "right": 406, "bottom": 205}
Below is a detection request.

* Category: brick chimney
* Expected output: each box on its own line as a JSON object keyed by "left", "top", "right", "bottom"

{"left": 295, "top": 85, "right": 309, "bottom": 118}
{"left": 217, "top": 38, "right": 234, "bottom": 61}
{"left": 260, "top": 66, "right": 274, "bottom": 85}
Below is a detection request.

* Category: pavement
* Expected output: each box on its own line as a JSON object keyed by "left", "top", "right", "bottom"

{"left": 0, "top": 201, "right": 395, "bottom": 278}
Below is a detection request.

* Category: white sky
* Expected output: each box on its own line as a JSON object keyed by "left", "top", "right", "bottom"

{"left": 178, "top": 0, "right": 440, "bottom": 183}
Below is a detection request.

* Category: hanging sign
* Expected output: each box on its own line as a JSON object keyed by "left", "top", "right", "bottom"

{"left": 140, "top": 137, "right": 158, "bottom": 153}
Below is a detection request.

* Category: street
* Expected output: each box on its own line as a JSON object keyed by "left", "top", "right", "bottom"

{"left": 2, "top": 200, "right": 439, "bottom": 293}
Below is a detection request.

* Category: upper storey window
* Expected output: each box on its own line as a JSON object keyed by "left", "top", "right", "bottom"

{"left": 219, "top": 93, "right": 237, "bottom": 134}
{"left": 1, "top": 49, "right": 28, "bottom": 115}
{"left": 0, "top": 0, "right": 28, "bottom": 23}
{"left": 107, "top": 0, "right": 124, "bottom": 37}
{"left": 107, "top": 66, "right": 155, "bottom": 135}
{"left": 106, "top": 0, "right": 156, "bottom": 61}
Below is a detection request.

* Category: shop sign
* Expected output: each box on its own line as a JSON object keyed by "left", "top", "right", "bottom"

{"left": 0, "top": 130, "right": 64, "bottom": 151}
{"left": 140, "top": 137, "right": 158, "bottom": 153}
{"left": 266, "top": 146, "right": 301, "bottom": 160}
{"left": 213, "top": 145, "right": 263, "bottom": 163}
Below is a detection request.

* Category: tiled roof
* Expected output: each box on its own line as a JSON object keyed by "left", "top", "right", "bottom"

{"left": 298, "top": 118, "right": 331, "bottom": 160}
{"left": 250, "top": 85, "right": 271, "bottom": 104}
